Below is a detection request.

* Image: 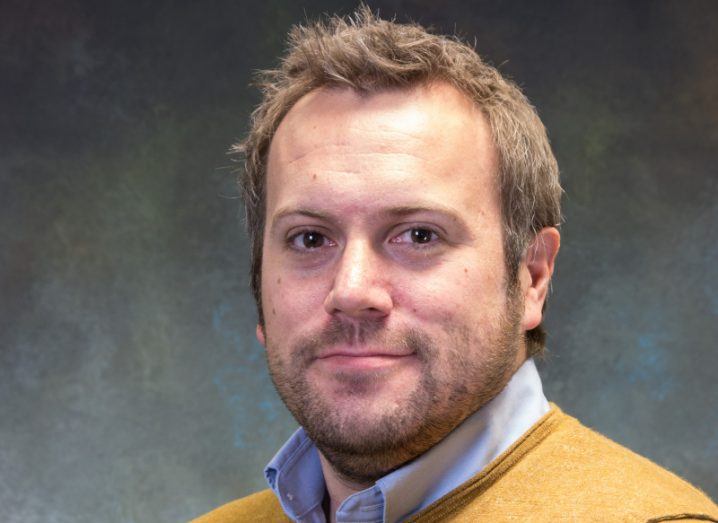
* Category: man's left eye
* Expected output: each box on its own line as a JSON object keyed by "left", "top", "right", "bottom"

{"left": 393, "top": 227, "right": 439, "bottom": 245}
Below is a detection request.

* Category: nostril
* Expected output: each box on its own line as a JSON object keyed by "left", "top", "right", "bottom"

{"left": 323, "top": 284, "right": 393, "bottom": 319}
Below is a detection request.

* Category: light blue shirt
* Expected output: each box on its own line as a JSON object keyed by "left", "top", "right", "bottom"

{"left": 265, "top": 358, "right": 550, "bottom": 523}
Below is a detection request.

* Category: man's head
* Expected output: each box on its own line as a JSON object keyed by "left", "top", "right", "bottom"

{"left": 238, "top": 7, "right": 561, "bottom": 356}
{"left": 236, "top": 7, "right": 561, "bottom": 483}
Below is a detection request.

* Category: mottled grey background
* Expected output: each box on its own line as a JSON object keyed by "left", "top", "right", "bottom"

{"left": 1, "top": 0, "right": 716, "bottom": 521}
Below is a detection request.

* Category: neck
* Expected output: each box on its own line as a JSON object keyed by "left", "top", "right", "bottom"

{"left": 318, "top": 452, "right": 371, "bottom": 523}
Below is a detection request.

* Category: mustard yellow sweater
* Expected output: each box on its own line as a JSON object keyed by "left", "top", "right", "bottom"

{"left": 191, "top": 407, "right": 718, "bottom": 522}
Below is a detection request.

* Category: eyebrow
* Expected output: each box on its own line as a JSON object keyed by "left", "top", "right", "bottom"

{"left": 269, "top": 203, "right": 469, "bottom": 234}
{"left": 383, "top": 204, "right": 462, "bottom": 219}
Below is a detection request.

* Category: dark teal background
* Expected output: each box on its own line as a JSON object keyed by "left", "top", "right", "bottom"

{"left": 1, "top": 1, "right": 716, "bottom": 521}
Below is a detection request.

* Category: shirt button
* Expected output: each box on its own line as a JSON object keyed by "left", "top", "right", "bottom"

{"left": 287, "top": 493, "right": 294, "bottom": 501}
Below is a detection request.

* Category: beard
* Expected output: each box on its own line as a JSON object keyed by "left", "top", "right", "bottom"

{"left": 265, "top": 287, "right": 524, "bottom": 484}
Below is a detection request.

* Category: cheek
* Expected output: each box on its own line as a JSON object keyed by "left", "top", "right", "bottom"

{"left": 394, "top": 259, "right": 506, "bottom": 325}
{"left": 262, "top": 273, "right": 330, "bottom": 330}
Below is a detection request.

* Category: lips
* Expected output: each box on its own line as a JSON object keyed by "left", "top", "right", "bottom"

{"left": 316, "top": 347, "right": 415, "bottom": 359}
{"left": 315, "top": 348, "right": 416, "bottom": 371}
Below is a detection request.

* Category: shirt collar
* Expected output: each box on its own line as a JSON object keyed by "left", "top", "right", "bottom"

{"left": 264, "top": 358, "right": 549, "bottom": 523}
{"left": 264, "top": 429, "right": 325, "bottom": 522}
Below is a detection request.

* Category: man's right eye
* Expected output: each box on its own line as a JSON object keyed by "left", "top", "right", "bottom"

{"left": 288, "top": 231, "right": 330, "bottom": 250}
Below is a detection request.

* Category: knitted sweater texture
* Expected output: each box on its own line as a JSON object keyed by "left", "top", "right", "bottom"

{"left": 191, "top": 407, "right": 718, "bottom": 522}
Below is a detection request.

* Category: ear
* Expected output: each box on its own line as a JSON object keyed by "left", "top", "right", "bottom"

{"left": 520, "top": 227, "right": 560, "bottom": 332}
{"left": 256, "top": 323, "right": 267, "bottom": 348}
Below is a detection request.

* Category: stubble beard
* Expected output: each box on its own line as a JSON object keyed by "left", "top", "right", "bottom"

{"left": 265, "top": 291, "right": 523, "bottom": 484}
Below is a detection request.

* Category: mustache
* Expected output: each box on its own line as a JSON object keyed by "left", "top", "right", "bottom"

{"left": 293, "top": 318, "right": 435, "bottom": 365}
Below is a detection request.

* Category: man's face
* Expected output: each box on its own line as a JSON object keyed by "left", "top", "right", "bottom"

{"left": 258, "top": 83, "right": 529, "bottom": 482}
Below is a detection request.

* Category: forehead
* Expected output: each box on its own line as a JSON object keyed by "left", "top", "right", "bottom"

{"left": 265, "top": 82, "right": 499, "bottom": 218}
{"left": 270, "top": 82, "right": 490, "bottom": 162}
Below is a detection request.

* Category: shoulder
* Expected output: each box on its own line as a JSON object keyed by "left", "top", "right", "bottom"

{"left": 412, "top": 407, "right": 718, "bottom": 522}
{"left": 532, "top": 409, "right": 717, "bottom": 514}
{"left": 190, "top": 489, "right": 290, "bottom": 523}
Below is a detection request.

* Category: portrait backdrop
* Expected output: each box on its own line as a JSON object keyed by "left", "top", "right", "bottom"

{"left": 1, "top": 1, "right": 716, "bottom": 521}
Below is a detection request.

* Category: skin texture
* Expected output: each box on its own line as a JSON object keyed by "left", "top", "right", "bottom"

{"left": 256, "top": 82, "right": 559, "bottom": 519}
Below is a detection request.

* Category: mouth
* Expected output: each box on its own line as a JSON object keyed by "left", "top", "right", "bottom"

{"left": 315, "top": 349, "right": 416, "bottom": 371}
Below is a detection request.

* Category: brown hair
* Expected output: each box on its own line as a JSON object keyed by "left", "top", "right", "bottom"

{"left": 233, "top": 6, "right": 562, "bottom": 356}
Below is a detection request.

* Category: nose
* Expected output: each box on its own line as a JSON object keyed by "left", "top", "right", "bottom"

{"left": 323, "top": 239, "right": 393, "bottom": 320}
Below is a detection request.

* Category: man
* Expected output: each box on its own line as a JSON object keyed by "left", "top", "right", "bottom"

{"left": 194, "top": 7, "right": 718, "bottom": 523}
